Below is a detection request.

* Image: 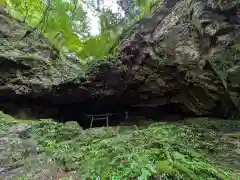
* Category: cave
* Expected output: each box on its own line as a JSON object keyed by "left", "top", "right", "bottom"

{"left": 1, "top": 91, "right": 238, "bottom": 130}
{"left": 0, "top": 95, "right": 187, "bottom": 129}
{"left": 52, "top": 97, "right": 188, "bottom": 129}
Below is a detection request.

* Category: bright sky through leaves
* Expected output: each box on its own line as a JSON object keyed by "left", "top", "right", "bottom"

{"left": 88, "top": 0, "right": 124, "bottom": 35}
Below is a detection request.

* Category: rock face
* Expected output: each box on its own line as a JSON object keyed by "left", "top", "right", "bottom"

{"left": 0, "top": 1, "right": 240, "bottom": 123}
{"left": 0, "top": 9, "right": 88, "bottom": 117}
{"left": 86, "top": 0, "right": 240, "bottom": 117}
{"left": 0, "top": 10, "right": 85, "bottom": 97}
{"left": 122, "top": 0, "right": 240, "bottom": 115}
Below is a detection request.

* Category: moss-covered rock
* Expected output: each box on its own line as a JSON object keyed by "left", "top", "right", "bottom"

{"left": 0, "top": 111, "right": 239, "bottom": 179}
{"left": 0, "top": 9, "right": 82, "bottom": 95}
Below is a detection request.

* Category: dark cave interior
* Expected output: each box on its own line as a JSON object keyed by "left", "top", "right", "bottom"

{"left": 0, "top": 97, "right": 187, "bottom": 129}
{"left": 56, "top": 101, "right": 185, "bottom": 129}
{"left": 2, "top": 94, "right": 238, "bottom": 129}
{"left": 2, "top": 92, "right": 240, "bottom": 130}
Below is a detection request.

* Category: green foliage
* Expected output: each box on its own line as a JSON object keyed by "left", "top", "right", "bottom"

{"left": 1, "top": 112, "right": 239, "bottom": 179}
{"left": 4, "top": 0, "right": 162, "bottom": 67}
{"left": 6, "top": 0, "right": 84, "bottom": 55}
{"left": 28, "top": 120, "right": 239, "bottom": 179}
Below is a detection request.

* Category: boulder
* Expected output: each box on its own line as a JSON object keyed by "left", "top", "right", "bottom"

{"left": 65, "top": 121, "right": 83, "bottom": 130}
{"left": 8, "top": 124, "right": 31, "bottom": 138}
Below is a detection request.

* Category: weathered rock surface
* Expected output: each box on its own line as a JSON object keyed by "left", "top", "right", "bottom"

{"left": 0, "top": 0, "right": 240, "bottom": 122}
{"left": 0, "top": 9, "right": 89, "bottom": 118}
{"left": 86, "top": 0, "right": 240, "bottom": 116}
{"left": 0, "top": 121, "right": 77, "bottom": 180}
{"left": 0, "top": 9, "right": 84, "bottom": 100}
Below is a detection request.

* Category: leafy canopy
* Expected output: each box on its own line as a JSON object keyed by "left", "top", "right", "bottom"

{"left": 4, "top": 0, "right": 160, "bottom": 66}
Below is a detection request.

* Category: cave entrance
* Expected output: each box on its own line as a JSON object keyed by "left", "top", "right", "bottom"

{"left": 0, "top": 96, "right": 184, "bottom": 129}
{"left": 56, "top": 102, "right": 184, "bottom": 129}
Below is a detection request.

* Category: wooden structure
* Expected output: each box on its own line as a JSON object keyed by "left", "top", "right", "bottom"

{"left": 87, "top": 113, "right": 113, "bottom": 128}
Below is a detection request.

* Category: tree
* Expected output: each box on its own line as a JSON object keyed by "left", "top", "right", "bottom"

{"left": 4, "top": 0, "right": 161, "bottom": 65}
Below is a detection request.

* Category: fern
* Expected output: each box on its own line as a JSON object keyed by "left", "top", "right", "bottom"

{"left": 1, "top": 112, "right": 239, "bottom": 179}
{"left": 23, "top": 120, "right": 239, "bottom": 180}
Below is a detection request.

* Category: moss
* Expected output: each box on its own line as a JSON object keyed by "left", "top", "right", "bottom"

{"left": 0, "top": 112, "right": 240, "bottom": 179}
{"left": 182, "top": 117, "right": 240, "bottom": 132}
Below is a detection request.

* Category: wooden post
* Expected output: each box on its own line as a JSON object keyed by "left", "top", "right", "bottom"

{"left": 90, "top": 116, "right": 93, "bottom": 128}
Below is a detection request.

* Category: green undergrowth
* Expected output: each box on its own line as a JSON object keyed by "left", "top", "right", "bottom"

{"left": 0, "top": 111, "right": 240, "bottom": 180}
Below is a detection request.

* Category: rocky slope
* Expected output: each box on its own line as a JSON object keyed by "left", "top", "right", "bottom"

{"left": 0, "top": 111, "right": 239, "bottom": 179}
{"left": 0, "top": 0, "right": 240, "bottom": 124}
